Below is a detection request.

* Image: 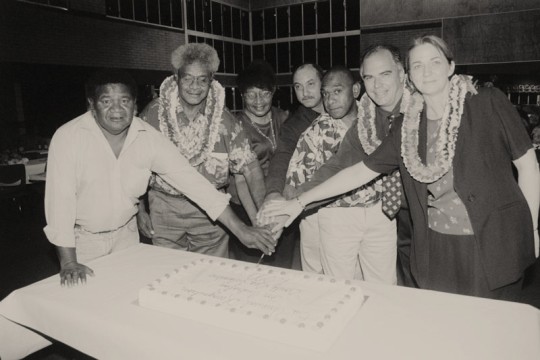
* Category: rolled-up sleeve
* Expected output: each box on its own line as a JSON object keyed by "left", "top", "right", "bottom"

{"left": 150, "top": 131, "right": 231, "bottom": 221}
{"left": 44, "top": 128, "right": 78, "bottom": 248}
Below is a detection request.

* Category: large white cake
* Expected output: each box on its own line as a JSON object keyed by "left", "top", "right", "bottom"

{"left": 138, "top": 256, "right": 365, "bottom": 351}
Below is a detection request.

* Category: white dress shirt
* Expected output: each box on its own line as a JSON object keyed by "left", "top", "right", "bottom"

{"left": 44, "top": 111, "right": 231, "bottom": 248}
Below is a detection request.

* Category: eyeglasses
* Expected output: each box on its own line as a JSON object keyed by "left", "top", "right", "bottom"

{"left": 179, "top": 74, "right": 212, "bottom": 87}
{"left": 243, "top": 90, "right": 273, "bottom": 101}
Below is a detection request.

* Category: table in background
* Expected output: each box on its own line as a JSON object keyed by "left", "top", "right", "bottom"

{"left": 1, "top": 244, "right": 539, "bottom": 360}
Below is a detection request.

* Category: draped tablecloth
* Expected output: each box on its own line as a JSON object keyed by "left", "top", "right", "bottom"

{"left": 1, "top": 244, "right": 539, "bottom": 360}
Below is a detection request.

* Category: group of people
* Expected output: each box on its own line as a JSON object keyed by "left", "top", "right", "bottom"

{"left": 44, "top": 35, "right": 539, "bottom": 303}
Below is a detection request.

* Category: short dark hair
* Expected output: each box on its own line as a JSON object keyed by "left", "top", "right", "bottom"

{"left": 323, "top": 65, "right": 355, "bottom": 85}
{"left": 85, "top": 68, "right": 138, "bottom": 102}
{"left": 237, "top": 60, "right": 276, "bottom": 94}
{"left": 360, "top": 44, "right": 402, "bottom": 72}
{"left": 292, "top": 63, "right": 325, "bottom": 81}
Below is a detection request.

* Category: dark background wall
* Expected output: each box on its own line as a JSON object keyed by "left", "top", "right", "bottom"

{"left": 1, "top": 0, "right": 539, "bottom": 149}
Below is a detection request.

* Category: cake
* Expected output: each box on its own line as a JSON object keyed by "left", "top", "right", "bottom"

{"left": 138, "top": 256, "right": 365, "bottom": 351}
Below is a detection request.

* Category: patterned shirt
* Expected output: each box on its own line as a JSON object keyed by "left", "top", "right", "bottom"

{"left": 141, "top": 82, "right": 256, "bottom": 196}
{"left": 286, "top": 113, "right": 379, "bottom": 208}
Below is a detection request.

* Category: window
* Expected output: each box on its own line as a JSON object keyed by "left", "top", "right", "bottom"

{"left": 317, "top": 1, "right": 330, "bottom": 34}
{"left": 232, "top": 7, "right": 241, "bottom": 39}
{"left": 265, "top": 43, "right": 277, "bottom": 72}
{"left": 241, "top": 10, "right": 250, "bottom": 41}
{"left": 222, "top": 5, "right": 232, "bottom": 38}
{"left": 318, "top": 38, "right": 331, "bottom": 70}
{"left": 234, "top": 43, "right": 243, "bottom": 74}
{"left": 214, "top": 40, "right": 224, "bottom": 73}
{"left": 290, "top": 41, "right": 303, "bottom": 72}
{"left": 304, "top": 40, "right": 316, "bottom": 64}
{"left": 252, "top": 10, "right": 263, "bottom": 41}
{"left": 277, "top": 7, "right": 289, "bottom": 38}
{"left": 211, "top": 2, "right": 222, "bottom": 35}
{"left": 277, "top": 42, "right": 290, "bottom": 74}
{"left": 303, "top": 3, "right": 316, "bottom": 36}
{"left": 345, "top": 0, "right": 360, "bottom": 30}
{"left": 264, "top": 8, "right": 276, "bottom": 40}
{"left": 243, "top": 44, "right": 252, "bottom": 69}
{"left": 289, "top": 5, "right": 302, "bottom": 37}
{"left": 106, "top": 0, "right": 183, "bottom": 29}
{"left": 332, "top": 37, "right": 346, "bottom": 67}
{"left": 224, "top": 41, "right": 234, "bottom": 74}
{"left": 253, "top": 45, "right": 264, "bottom": 60}
{"left": 331, "top": 0, "right": 345, "bottom": 32}
{"left": 346, "top": 35, "right": 361, "bottom": 68}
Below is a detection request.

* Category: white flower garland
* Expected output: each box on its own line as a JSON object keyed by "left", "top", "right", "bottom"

{"left": 356, "top": 84, "right": 413, "bottom": 155}
{"left": 157, "top": 75, "right": 225, "bottom": 166}
{"left": 401, "top": 74, "right": 477, "bottom": 183}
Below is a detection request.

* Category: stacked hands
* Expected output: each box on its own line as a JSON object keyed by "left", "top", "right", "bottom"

{"left": 256, "top": 185, "right": 305, "bottom": 239}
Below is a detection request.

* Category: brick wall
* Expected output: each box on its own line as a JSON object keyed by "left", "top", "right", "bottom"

{"left": 2, "top": 1, "right": 185, "bottom": 71}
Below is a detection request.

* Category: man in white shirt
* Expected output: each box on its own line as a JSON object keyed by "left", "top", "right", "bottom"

{"left": 44, "top": 69, "right": 275, "bottom": 286}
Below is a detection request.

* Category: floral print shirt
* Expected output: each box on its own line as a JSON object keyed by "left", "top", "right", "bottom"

{"left": 141, "top": 83, "right": 256, "bottom": 196}
{"left": 286, "top": 113, "right": 379, "bottom": 208}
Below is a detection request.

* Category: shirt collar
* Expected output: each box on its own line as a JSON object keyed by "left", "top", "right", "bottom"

{"left": 375, "top": 98, "right": 403, "bottom": 120}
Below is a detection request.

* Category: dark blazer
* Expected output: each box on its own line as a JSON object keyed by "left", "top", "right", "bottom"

{"left": 366, "top": 87, "right": 536, "bottom": 290}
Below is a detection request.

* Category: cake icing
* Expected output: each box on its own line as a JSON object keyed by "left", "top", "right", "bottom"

{"left": 138, "top": 256, "right": 365, "bottom": 351}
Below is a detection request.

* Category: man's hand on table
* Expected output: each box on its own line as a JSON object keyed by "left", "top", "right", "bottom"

{"left": 60, "top": 262, "right": 94, "bottom": 287}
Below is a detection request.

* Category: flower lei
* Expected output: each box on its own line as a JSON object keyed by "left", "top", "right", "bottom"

{"left": 356, "top": 84, "right": 413, "bottom": 155}
{"left": 401, "top": 74, "right": 477, "bottom": 183}
{"left": 157, "top": 75, "right": 224, "bottom": 167}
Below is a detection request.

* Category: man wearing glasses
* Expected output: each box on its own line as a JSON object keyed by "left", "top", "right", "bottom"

{"left": 137, "top": 43, "right": 267, "bottom": 258}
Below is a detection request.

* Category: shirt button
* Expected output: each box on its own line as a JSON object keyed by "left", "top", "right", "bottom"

{"left": 467, "top": 194, "right": 476, "bottom": 202}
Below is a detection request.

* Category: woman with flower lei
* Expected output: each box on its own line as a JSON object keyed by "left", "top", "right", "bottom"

{"left": 263, "top": 35, "right": 539, "bottom": 301}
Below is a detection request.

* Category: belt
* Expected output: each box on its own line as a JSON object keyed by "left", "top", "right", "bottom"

{"left": 356, "top": 197, "right": 380, "bottom": 208}
{"left": 74, "top": 217, "right": 134, "bottom": 235}
{"left": 151, "top": 185, "right": 226, "bottom": 199}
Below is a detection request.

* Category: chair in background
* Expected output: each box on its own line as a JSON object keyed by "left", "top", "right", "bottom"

{"left": 0, "top": 164, "right": 28, "bottom": 214}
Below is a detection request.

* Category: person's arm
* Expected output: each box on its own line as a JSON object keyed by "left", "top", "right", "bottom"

{"left": 265, "top": 107, "right": 316, "bottom": 196}
{"left": 44, "top": 126, "right": 94, "bottom": 285}
{"left": 513, "top": 149, "right": 540, "bottom": 257}
{"left": 234, "top": 174, "right": 258, "bottom": 224}
{"left": 298, "top": 123, "right": 368, "bottom": 209}
{"left": 260, "top": 161, "right": 380, "bottom": 228}
{"left": 150, "top": 128, "right": 275, "bottom": 253}
{"left": 241, "top": 160, "right": 266, "bottom": 209}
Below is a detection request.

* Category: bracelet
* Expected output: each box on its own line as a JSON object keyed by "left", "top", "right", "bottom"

{"left": 295, "top": 196, "right": 306, "bottom": 210}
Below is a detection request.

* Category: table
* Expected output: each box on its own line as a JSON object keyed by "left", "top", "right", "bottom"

{"left": 24, "top": 158, "right": 47, "bottom": 182}
{"left": 1, "top": 244, "right": 539, "bottom": 360}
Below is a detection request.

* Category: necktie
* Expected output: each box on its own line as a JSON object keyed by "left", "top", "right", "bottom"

{"left": 381, "top": 114, "right": 401, "bottom": 219}
{"left": 381, "top": 171, "right": 402, "bottom": 219}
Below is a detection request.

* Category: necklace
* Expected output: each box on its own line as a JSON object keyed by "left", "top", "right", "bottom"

{"left": 246, "top": 114, "right": 277, "bottom": 152}
{"left": 157, "top": 75, "right": 224, "bottom": 167}
{"left": 401, "top": 74, "right": 477, "bottom": 183}
{"left": 357, "top": 84, "right": 413, "bottom": 155}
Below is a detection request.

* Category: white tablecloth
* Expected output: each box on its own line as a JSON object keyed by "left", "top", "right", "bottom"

{"left": 1, "top": 244, "right": 539, "bottom": 360}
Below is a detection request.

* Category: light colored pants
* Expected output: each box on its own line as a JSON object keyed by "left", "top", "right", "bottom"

{"left": 75, "top": 217, "right": 139, "bottom": 263}
{"left": 149, "top": 189, "right": 229, "bottom": 258}
{"left": 318, "top": 204, "right": 397, "bottom": 284}
{"left": 299, "top": 213, "right": 323, "bottom": 274}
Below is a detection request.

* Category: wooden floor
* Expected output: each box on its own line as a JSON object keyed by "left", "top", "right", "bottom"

{"left": 1, "top": 185, "right": 539, "bottom": 359}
